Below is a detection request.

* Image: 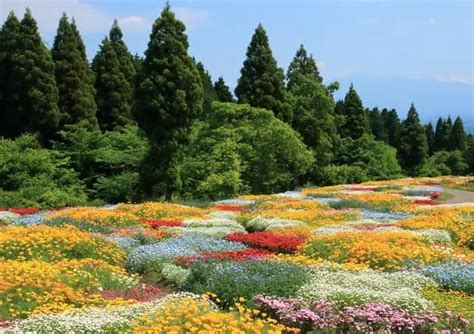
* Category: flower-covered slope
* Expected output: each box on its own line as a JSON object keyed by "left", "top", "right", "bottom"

{"left": 0, "top": 176, "right": 473, "bottom": 333}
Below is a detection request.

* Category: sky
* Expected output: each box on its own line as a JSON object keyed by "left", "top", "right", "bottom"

{"left": 1, "top": 0, "right": 473, "bottom": 131}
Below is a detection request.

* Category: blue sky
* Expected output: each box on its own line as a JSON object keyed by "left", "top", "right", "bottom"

{"left": 1, "top": 0, "right": 473, "bottom": 130}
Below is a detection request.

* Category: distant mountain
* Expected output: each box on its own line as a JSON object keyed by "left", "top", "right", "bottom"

{"left": 330, "top": 75, "right": 473, "bottom": 134}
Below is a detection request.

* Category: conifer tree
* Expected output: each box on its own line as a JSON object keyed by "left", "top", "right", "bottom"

{"left": 196, "top": 61, "right": 217, "bottom": 114}
{"left": 214, "top": 77, "right": 234, "bottom": 102}
{"left": 235, "top": 24, "right": 290, "bottom": 122}
{"left": 450, "top": 116, "right": 467, "bottom": 152}
{"left": 0, "top": 12, "right": 23, "bottom": 138}
{"left": 381, "top": 108, "right": 401, "bottom": 148}
{"left": 92, "top": 37, "right": 133, "bottom": 131}
{"left": 287, "top": 45, "right": 322, "bottom": 90}
{"left": 425, "top": 122, "right": 435, "bottom": 155}
{"left": 52, "top": 14, "right": 98, "bottom": 130}
{"left": 398, "top": 103, "right": 428, "bottom": 175}
{"left": 109, "top": 20, "right": 135, "bottom": 88}
{"left": 434, "top": 117, "right": 451, "bottom": 152}
{"left": 135, "top": 4, "right": 203, "bottom": 199}
{"left": 0, "top": 10, "right": 61, "bottom": 141}
{"left": 341, "top": 84, "right": 369, "bottom": 139}
{"left": 367, "top": 107, "right": 388, "bottom": 142}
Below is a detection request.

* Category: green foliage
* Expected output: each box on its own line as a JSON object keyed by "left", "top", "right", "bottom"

{"left": 134, "top": 5, "right": 203, "bottom": 199}
{"left": 196, "top": 61, "right": 217, "bottom": 115}
{"left": 55, "top": 124, "right": 149, "bottom": 202}
{"left": 0, "top": 10, "right": 61, "bottom": 142}
{"left": 425, "top": 122, "right": 435, "bottom": 155}
{"left": 368, "top": 107, "right": 388, "bottom": 142}
{"left": 0, "top": 135, "right": 87, "bottom": 208}
{"left": 317, "top": 164, "right": 368, "bottom": 185}
{"left": 398, "top": 104, "right": 429, "bottom": 175}
{"left": 52, "top": 14, "right": 98, "bottom": 130}
{"left": 450, "top": 116, "right": 467, "bottom": 152}
{"left": 108, "top": 20, "right": 136, "bottom": 89}
{"left": 92, "top": 37, "right": 133, "bottom": 131}
{"left": 466, "top": 135, "right": 474, "bottom": 174}
{"left": 183, "top": 260, "right": 309, "bottom": 307}
{"left": 434, "top": 117, "right": 452, "bottom": 152}
{"left": 381, "top": 108, "right": 401, "bottom": 149}
{"left": 172, "top": 102, "right": 314, "bottom": 199}
{"left": 235, "top": 24, "right": 291, "bottom": 122}
{"left": 286, "top": 44, "right": 322, "bottom": 90}
{"left": 418, "top": 150, "right": 469, "bottom": 176}
{"left": 340, "top": 84, "right": 369, "bottom": 139}
{"left": 214, "top": 76, "right": 234, "bottom": 102}
{"left": 287, "top": 45, "right": 339, "bottom": 171}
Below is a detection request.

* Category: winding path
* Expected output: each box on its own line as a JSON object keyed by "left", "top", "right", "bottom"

{"left": 442, "top": 187, "right": 474, "bottom": 204}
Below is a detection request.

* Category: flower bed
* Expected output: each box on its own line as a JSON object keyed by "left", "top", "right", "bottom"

{"left": 226, "top": 231, "right": 306, "bottom": 253}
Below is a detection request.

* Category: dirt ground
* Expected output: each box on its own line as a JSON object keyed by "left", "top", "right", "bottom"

{"left": 442, "top": 187, "right": 474, "bottom": 204}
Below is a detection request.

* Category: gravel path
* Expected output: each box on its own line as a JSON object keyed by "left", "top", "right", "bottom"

{"left": 442, "top": 187, "right": 474, "bottom": 204}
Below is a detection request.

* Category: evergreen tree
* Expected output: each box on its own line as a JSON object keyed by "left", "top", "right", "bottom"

{"left": 52, "top": 14, "right": 98, "bottom": 130}
{"left": 398, "top": 103, "right": 428, "bottom": 175}
{"left": 286, "top": 44, "right": 322, "bottom": 90}
{"left": 381, "top": 108, "right": 401, "bottom": 148}
{"left": 235, "top": 24, "right": 290, "bottom": 122}
{"left": 367, "top": 107, "right": 388, "bottom": 142}
{"left": 92, "top": 37, "right": 133, "bottom": 131}
{"left": 0, "top": 10, "right": 61, "bottom": 142}
{"left": 134, "top": 4, "right": 203, "bottom": 199}
{"left": 132, "top": 53, "right": 144, "bottom": 88}
{"left": 465, "top": 135, "right": 474, "bottom": 173}
{"left": 214, "top": 76, "right": 234, "bottom": 102}
{"left": 0, "top": 11, "right": 23, "bottom": 138}
{"left": 196, "top": 61, "right": 217, "bottom": 114}
{"left": 108, "top": 20, "right": 135, "bottom": 87}
{"left": 425, "top": 122, "right": 435, "bottom": 155}
{"left": 287, "top": 48, "right": 338, "bottom": 171}
{"left": 450, "top": 116, "right": 467, "bottom": 152}
{"left": 434, "top": 117, "right": 451, "bottom": 152}
{"left": 341, "top": 84, "right": 369, "bottom": 139}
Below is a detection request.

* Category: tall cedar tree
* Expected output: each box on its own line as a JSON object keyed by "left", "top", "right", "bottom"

{"left": 381, "top": 108, "right": 401, "bottom": 148}
{"left": 109, "top": 20, "right": 136, "bottom": 87}
{"left": 287, "top": 44, "right": 322, "bottom": 90}
{"left": 341, "top": 84, "right": 369, "bottom": 139}
{"left": 425, "top": 122, "right": 435, "bottom": 155}
{"left": 287, "top": 44, "right": 338, "bottom": 167}
{"left": 0, "top": 10, "right": 61, "bottom": 142}
{"left": 92, "top": 37, "right": 133, "bottom": 131}
{"left": 52, "top": 14, "right": 98, "bottom": 130}
{"left": 135, "top": 5, "right": 203, "bottom": 199}
{"left": 434, "top": 117, "right": 451, "bottom": 152}
{"left": 367, "top": 107, "right": 388, "bottom": 142}
{"left": 235, "top": 24, "right": 291, "bottom": 122}
{"left": 196, "top": 61, "right": 217, "bottom": 115}
{"left": 214, "top": 77, "right": 235, "bottom": 102}
{"left": 450, "top": 116, "right": 467, "bottom": 152}
{"left": 398, "top": 103, "right": 428, "bottom": 175}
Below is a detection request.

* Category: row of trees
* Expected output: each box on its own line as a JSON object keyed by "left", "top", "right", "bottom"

{"left": 0, "top": 6, "right": 472, "bottom": 206}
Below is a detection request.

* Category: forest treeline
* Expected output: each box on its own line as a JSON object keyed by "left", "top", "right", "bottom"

{"left": 0, "top": 6, "right": 472, "bottom": 208}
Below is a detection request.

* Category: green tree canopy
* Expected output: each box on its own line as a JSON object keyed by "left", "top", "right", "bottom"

{"left": 341, "top": 84, "right": 369, "bottom": 139}
{"left": 0, "top": 10, "right": 61, "bottom": 142}
{"left": 172, "top": 102, "right": 314, "bottom": 199}
{"left": 381, "top": 108, "right": 401, "bottom": 149}
{"left": 398, "top": 103, "right": 429, "bottom": 175}
{"left": 214, "top": 76, "right": 234, "bottom": 102}
{"left": 434, "top": 117, "right": 451, "bottom": 152}
{"left": 368, "top": 107, "right": 388, "bottom": 142}
{"left": 134, "top": 4, "right": 203, "bottom": 199}
{"left": 450, "top": 116, "right": 467, "bottom": 152}
{"left": 92, "top": 37, "right": 133, "bottom": 131}
{"left": 425, "top": 122, "right": 435, "bottom": 155}
{"left": 196, "top": 61, "right": 217, "bottom": 115}
{"left": 235, "top": 24, "right": 290, "bottom": 122}
{"left": 109, "top": 20, "right": 136, "bottom": 87}
{"left": 286, "top": 44, "right": 322, "bottom": 90}
{"left": 52, "top": 14, "right": 98, "bottom": 130}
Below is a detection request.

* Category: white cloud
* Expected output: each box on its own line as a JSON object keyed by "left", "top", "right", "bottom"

{"left": 118, "top": 16, "right": 150, "bottom": 32}
{"left": 174, "top": 7, "right": 208, "bottom": 30}
{"left": 435, "top": 74, "right": 473, "bottom": 84}
{"left": 429, "top": 17, "right": 437, "bottom": 25}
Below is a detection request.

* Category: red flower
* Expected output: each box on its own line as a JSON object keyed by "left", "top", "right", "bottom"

{"left": 354, "top": 224, "right": 394, "bottom": 231}
{"left": 214, "top": 204, "right": 245, "bottom": 212}
{"left": 414, "top": 199, "right": 439, "bottom": 206}
{"left": 141, "top": 219, "right": 182, "bottom": 228}
{"left": 429, "top": 191, "right": 441, "bottom": 199}
{"left": 0, "top": 207, "right": 39, "bottom": 215}
{"left": 225, "top": 231, "right": 306, "bottom": 253}
{"left": 176, "top": 249, "right": 272, "bottom": 265}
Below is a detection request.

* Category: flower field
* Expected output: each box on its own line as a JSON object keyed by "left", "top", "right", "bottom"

{"left": 0, "top": 176, "right": 473, "bottom": 333}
